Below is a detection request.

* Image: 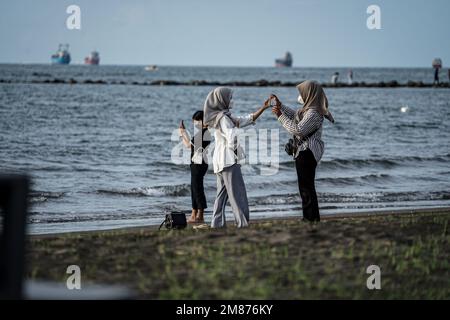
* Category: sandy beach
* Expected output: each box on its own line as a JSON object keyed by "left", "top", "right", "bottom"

{"left": 26, "top": 207, "right": 450, "bottom": 299}
{"left": 2, "top": 0, "right": 450, "bottom": 307}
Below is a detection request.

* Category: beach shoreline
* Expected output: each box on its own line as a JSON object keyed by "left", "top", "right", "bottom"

{"left": 30, "top": 206, "right": 450, "bottom": 239}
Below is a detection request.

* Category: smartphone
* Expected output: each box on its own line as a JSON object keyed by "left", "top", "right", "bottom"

{"left": 270, "top": 95, "right": 277, "bottom": 106}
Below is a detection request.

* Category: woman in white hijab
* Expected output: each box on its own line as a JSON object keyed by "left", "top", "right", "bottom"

{"left": 203, "top": 87, "right": 270, "bottom": 228}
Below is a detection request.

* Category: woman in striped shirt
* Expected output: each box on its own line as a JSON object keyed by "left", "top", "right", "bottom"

{"left": 271, "top": 81, "right": 334, "bottom": 223}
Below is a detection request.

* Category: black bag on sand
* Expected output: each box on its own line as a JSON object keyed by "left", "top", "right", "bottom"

{"left": 159, "top": 212, "right": 187, "bottom": 230}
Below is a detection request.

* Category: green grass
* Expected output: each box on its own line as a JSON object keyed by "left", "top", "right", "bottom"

{"left": 26, "top": 211, "right": 450, "bottom": 299}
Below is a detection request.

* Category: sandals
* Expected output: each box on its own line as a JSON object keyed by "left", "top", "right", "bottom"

{"left": 193, "top": 223, "right": 209, "bottom": 230}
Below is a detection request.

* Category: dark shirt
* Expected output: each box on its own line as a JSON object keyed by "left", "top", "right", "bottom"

{"left": 191, "top": 128, "right": 211, "bottom": 165}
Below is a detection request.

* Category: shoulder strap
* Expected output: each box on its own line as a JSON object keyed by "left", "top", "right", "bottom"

{"left": 159, "top": 214, "right": 169, "bottom": 230}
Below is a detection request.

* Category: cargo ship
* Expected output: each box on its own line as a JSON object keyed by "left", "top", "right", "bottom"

{"left": 51, "top": 44, "right": 71, "bottom": 65}
{"left": 84, "top": 51, "right": 100, "bottom": 65}
{"left": 275, "top": 51, "right": 293, "bottom": 67}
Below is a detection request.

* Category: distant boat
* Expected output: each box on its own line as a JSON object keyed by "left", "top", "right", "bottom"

{"left": 51, "top": 44, "right": 71, "bottom": 65}
{"left": 84, "top": 51, "right": 100, "bottom": 65}
{"left": 145, "top": 65, "right": 158, "bottom": 71}
{"left": 275, "top": 52, "right": 293, "bottom": 67}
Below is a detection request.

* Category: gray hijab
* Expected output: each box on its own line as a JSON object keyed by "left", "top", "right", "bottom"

{"left": 203, "top": 87, "right": 233, "bottom": 128}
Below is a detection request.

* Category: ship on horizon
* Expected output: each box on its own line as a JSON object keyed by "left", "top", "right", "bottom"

{"left": 51, "top": 44, "right": 71, "bottom": 65}
{"left": 85, "top": 51, "right": 100, "bottom": 65}
{"left": 275, "top": 51, "right": 293, "bottom": 67}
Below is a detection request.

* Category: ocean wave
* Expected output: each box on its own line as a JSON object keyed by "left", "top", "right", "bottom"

{"left": 96, "top": 184, "right": 191, "bottom": 197}
{"left": 28, "top": 210, "right": 158, "bottom": 224}
{"left": 246, "top": 173, "right": 394, "bottom": 190}
{"left": 151, "top": 161, "right": 193, "bottom": 173}
{"left": 326, "top": 191, "right": 450, "bottom": 202}
{"left": 29, "top": 191, "right": 65, "bottom": 203}
{"left": 251, "top": 190, "right": 450, "bottom": 206}
{"left": 278, "top": 154, "right": 450, "bottom": 171}
{"left": 319, "top": 158, "right": 397, "bottom": 170}
{"left": 394, "top": 123, "right": 441, "bottom": 130}
{"left": 317, "top": 173, "right": 393, "bottom": 186}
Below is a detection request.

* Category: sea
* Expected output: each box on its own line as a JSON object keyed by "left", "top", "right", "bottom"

{"left": 1, "top": 64, "right": 449, "bottom": 234}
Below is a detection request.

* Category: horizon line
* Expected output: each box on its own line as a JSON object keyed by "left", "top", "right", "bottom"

{"left": 0, "top": 62, "right": 444, "bottom": 69}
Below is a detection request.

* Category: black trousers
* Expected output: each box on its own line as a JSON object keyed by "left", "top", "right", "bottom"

{"left": 190, "top": 163, "right": 208, "bottom": 210}
{"left": 295, "top": 149, "right": 320, "bottom": 222}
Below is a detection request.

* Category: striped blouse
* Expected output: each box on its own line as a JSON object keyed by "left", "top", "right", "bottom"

{"left": 278, "top": 104, "right": 325, "bottom": 163}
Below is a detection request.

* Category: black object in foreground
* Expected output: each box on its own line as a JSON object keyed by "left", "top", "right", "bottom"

{"left": 159, "top": 212, "right": 188, "bottom": 230}
{"left": 0, "top": 175, "right": 29, "bottom": 300}
{"left": 0, "top": 174, "right": 135, "bottom": 300}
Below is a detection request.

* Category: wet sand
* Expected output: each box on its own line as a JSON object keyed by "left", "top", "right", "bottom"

{"left": 26, "top": 207, "right": 450, "bottom": 299}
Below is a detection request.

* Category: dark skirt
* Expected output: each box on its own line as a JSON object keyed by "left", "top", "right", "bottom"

{"left": 190, "top": 163, "right": 208, "bottom": 209}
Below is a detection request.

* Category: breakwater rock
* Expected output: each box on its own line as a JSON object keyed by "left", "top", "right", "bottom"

{"left": 1, "top": 78, "right": 449, "bottom": 88}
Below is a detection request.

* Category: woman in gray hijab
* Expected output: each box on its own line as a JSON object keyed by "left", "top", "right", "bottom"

{"left": 271, "top": 81, "right": 334, "bottom": 223}
{"left": 204, "top": 87, "right": 270, "bottom": 228}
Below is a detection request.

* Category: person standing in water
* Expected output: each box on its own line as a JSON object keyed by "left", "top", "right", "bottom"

{"left": 331, "top": 72, "right": 339, "bottom": 85}
{"left": 203, "top": 87, "right": 271, "bottom": 228}
{"left": 179, "top": 111, "right": 211, "bottom": 224}
{"left": 348, "top": 69, "right": 353, "bottom": 85}
{"left": 271, "top": 81, "right": 334, "bottom": 223}
{"left": 434, "top": 67, "right": 440, "bottom": 85}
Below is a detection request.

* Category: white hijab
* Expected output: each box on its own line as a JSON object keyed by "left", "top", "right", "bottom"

{"left": 203, "top": 87, "right": 233, "bottom": 128}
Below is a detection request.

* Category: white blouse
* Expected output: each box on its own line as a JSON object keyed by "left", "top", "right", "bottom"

{"left": 212, "top": 113, "right": 254, "bottom": 173}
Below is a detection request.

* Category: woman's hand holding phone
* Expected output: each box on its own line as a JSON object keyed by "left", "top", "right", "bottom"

{"left": 268, "top": 94, "right": 282, "bottom": 118}
{"left": 270, "top": 94, "right": 281, "bottom": 107}
{"left": 263, "top": 97, "right": 272, "bottom": 110}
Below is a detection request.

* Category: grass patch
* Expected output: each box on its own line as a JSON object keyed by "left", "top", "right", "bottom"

{"left": 26, "top": 211, "right": 450, "bottom": 299}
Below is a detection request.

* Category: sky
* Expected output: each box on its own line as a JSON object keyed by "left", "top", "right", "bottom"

{"left": 0, "top": 0, "right": 449, "bottom": 67}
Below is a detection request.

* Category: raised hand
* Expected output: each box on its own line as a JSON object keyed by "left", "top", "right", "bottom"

{"left": 252, "top": 97, "right": 274, "bottom": 122}
{"left": 270, "top": 94, "right": 282, "bottom": 107}
{"left": 272, "top": 105, "right": 282, "bottom": 118}
{"left": 263, "top": 97, "right": 272, "bottom": 109}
